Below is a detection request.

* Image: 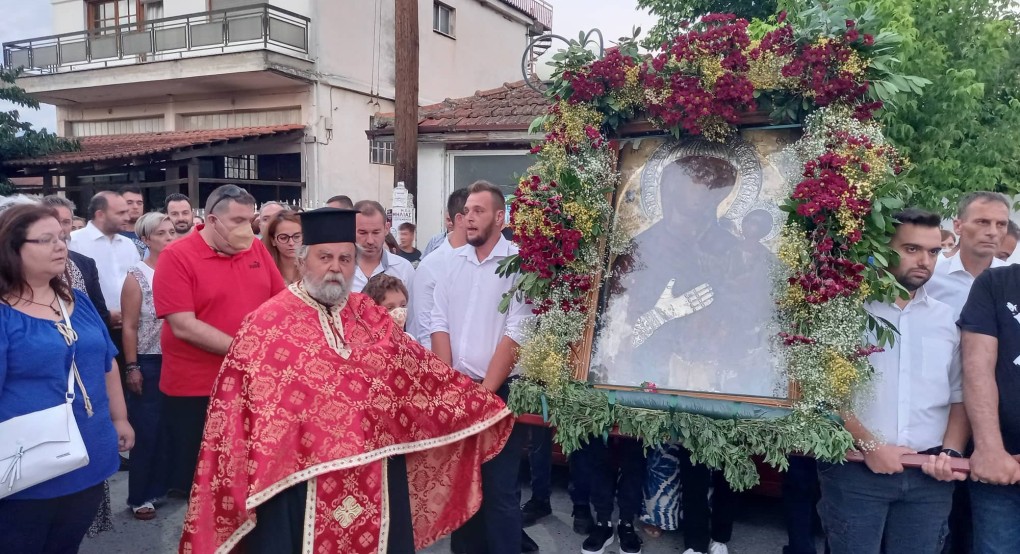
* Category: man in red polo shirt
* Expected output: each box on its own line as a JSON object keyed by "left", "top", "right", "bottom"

{"left": 153, "top": 185, "right": 285, "bottom": 494}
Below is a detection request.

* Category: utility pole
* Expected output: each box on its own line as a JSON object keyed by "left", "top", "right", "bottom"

{"left": 394, "top": 0, "right": 419, "bottom": 212}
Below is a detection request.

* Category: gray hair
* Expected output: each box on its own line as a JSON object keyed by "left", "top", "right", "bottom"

{"left": 40, "top": 195, "right": 76, "bottom": 213}
{"left": 958, "top": 191, "right": 1011, "bottom": 219}
{"left": 1008, "top": 220, "right": 1020, "bottom": 240}
{"left": 296, "top": 244, "right": 361, "bottom": 262}
{"left": 135, "top": 211, "right": 171, "bottom": 239}
{"left": 0, "top": 194, "right": 39, "bottom": 214}
{"left": 259, "top": 201, "right": 287, "bottom": 216}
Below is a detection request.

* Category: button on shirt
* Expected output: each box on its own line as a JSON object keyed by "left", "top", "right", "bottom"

{"left": 926, "top": 254, "right": 1007, "bottom": 319}
{"left": 69, "top": 222, "right": 141, "bottom": 311}
{"left": 861, "top": 287, "right": 962, "bottom": 451}
{"left": 352, "top": 251, "right": 415, "bottom": 295}
{"left": 431, "top": 235, "right": 532, "bottom": 380}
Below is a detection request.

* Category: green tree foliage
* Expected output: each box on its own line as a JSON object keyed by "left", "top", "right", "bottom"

{"left": 637, "top": 0, "right": 779, "bottom": 47}
{"left": 0, "top": 67, "right": 78, "bottom": 195}
{"left": 780, "top": 0, "right": 1020, "bottom": 215}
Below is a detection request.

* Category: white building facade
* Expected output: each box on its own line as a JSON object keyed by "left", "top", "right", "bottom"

{"left": 5, "top": 0, "right": 551, "bottom": 217}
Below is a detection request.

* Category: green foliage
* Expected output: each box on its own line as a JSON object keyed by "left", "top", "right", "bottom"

{"left": 0, "top": 67, "right": 79, "bottom": 194}
{"left": 782, "top": 0, "right": 1020, "bottom": 215}
{"left": 510, "top": 380, "right": 855, "bottom": 491}
{"left": 637, "top": 0, "right": 779, "bottom": 48}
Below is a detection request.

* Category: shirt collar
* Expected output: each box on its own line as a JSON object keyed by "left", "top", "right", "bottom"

{"left": 81, "top": 221, "right": 110, "bottom": 241}
{"left": 944, "top": 252, "right": 1008, "bottom": 275}
{"left": 459, "top": 234, "right": 512, "bottom": 265}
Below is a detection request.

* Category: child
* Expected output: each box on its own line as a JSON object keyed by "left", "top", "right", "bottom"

{"left": 363, "top": 274, "right": 409, "bottom": 330}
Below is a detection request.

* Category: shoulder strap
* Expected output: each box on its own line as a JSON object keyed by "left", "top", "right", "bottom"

{"left": 56, "top": 296, "right": 94, "bottom": 417}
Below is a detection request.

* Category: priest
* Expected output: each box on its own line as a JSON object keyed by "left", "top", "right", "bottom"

{"left": 179, "top": 207, "right": 514, "bottom": 554}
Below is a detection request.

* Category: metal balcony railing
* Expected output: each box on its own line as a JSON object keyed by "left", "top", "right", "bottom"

{"left": 500, "top": 0, "right": 553, "bottom": 30}
{"left": 3, "top": 3, "right": 309, "bottom": 75}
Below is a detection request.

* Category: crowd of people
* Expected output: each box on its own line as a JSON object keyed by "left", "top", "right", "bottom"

{"left": 0, "top": 184, "right": 1019, "bottom": 554}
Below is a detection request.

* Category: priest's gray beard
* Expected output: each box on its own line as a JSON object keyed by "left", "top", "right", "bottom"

{"left": 303, "top": 271, "right": 350, "bottom": 307}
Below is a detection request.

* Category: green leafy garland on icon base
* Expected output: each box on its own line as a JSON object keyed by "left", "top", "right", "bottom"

{"left": 498, "top": 5, "right": 927, "bottom": 491}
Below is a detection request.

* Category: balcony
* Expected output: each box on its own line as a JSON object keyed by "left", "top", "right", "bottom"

{"left": 3, "top": 3, "right": 309, "bottom": 75}
{"left": 499, "top": 0, "right": 553, "bottom": 32}
{"left": 3, "top": 4, "right": 314, "bottom": 106}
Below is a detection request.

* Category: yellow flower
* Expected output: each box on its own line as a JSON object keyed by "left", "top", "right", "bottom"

{"left": 699, "top": 56, "right": 725, "bottom": 88}
{"left": 556, "top": 102, "right": 604, "bottom": 145}
{"left": 519, "top": 331, "right": 570, "bottom": 391}
{"left": 697, "top": 114, "right": 734, "bottom": 143}
{"left": 824, "top": 349, "right": 861, "bottom": 404}
{"left": 563, "top": 201, "right": 598, "bottom": 237}
{"left": 841, "top": 50, "right": 867, "bottom": 76}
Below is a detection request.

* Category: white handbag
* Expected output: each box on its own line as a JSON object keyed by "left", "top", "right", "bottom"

{"left": 0, "top": 297, "right": 91, "bottom": 498}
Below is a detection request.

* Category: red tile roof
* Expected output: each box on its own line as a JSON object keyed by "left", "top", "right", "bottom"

{"left": 371, "top": 80, "right": 550, "bottom": 135}
{"left": 6, "top": 124, "right": 306, "bottom": 167}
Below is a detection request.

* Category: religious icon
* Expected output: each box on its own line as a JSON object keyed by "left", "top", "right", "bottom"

{"left": 590, "top": 134, "right": 791, "bottom": 398}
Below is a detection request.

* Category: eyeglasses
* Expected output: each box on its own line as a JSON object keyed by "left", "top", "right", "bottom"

{"left": 275, "top": 233, "right": 303, "bottom": 244}
{"left": 24, "top": 236, "right": 64, "bottom": 247}
{"left": 207, "top": 185, "right": 248, "bottom": 215}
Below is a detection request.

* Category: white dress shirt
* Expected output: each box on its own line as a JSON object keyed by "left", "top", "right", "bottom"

{"left": 69, "top": 222, "right": 141, "bottom": 311}
{"left": 430, "top": 235, "right": 532, "bottom": 380}
{"left": 926, "top": 253, "right": 1007, "bottom": 319}
{"left": 406, "top": 238, "right": 461, "bottom": 349}
{"left": 860, "top": 287, "right": 962, "bottom": 451}
{"left": 352, "top": 250, "right": 415, "bottom": 295}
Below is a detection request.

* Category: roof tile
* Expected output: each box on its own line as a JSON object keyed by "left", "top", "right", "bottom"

{"left": 376, "top": 80, "right": 549, "bottom": 134}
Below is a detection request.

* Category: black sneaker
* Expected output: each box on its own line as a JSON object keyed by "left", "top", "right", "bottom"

{"left": 617, "top": 521, "right": 643, "bottom": 554}
{"left": 572, "top": 504, "right": 595, "bottom": 535}
{"left": 522, "top": 497, "right": 552, "bottom": 526}
{"left": 581, "top": 521, "right": 614, "bottom": 554}
{"left": 522, "top": 530, "right": 539, "bottom": 552}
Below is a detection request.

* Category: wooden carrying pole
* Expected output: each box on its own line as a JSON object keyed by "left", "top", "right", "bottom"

{"left": 394, "top": 0, "right": 419, "bottom": 210}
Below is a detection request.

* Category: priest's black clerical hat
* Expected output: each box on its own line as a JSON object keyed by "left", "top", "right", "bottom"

{"left": 299, "top": 207, "right": 359, "bottom": 245}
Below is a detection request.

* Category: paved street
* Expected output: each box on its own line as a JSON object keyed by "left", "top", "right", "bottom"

{"left": 82, "top": 466, "right": 822, "bottom": 554}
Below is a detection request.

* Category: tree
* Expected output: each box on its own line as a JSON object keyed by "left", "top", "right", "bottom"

{"left": 780, "top": 0, "right": 1020, "bottom": 215}
{"left": 637, "top": 0, "right": 779, "bottom": 47}
{"left": 0, "top": 66, "right": 78, "bottom": 195}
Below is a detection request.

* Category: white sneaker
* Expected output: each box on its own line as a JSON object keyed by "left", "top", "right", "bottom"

{"left": 682, "top": 550, "right": 707, "bottom": 554}
{"left": 709, "top": 541, "right": 729, "bottom": 554}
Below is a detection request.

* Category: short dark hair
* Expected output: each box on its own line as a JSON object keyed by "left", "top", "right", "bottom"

{"left": 447, "top": 188, "right": 469, "bottom": 218}
{"left": 362, "top": 274, "right": 408, "bottom": 306}
{"left": 117, "top": 185, "right": 142, "bottom": 197}
{"left": 958, "top": 191, "right": 1010, "bottom": 219}
{"left": 164, "top": 193, "right": 191, "bottom": 212}
{"left": 87, "top": 191, "right": 117, "bottom": 221}
{"left": 326, "top": 195, "right": 354, "bottom": 209}
{"left": 892, "top": 208, "right": 942, "bottom": 229}
{"left": 353, "top": 200, "right": 386, "bottom": 221}
{"left": 398, "top": 222, "right": 415, "bottom": 233}
{"left": 466, "top": 181, "right": 505, "bottom": 211}
{"left": 1008, "top": 220, "right": 1020, "bottom": 240}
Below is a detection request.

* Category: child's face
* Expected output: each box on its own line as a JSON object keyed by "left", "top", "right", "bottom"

{"left": 382, "top": 290, "right": 408, "bottom": 328}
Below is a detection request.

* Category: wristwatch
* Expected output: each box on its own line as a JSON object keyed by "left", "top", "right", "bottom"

{"left": 941, "top": 448, "right": 964, "bottom": 458}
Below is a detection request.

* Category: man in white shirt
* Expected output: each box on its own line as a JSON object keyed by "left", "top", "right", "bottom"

{"left": 351, "top": 200, "right": 415, "bottom": 294}
{"left": 817, "top": 208, "right": 969, "bottom": 554}
{"left": 69, "top": 191, "right": 141, "bottom": 328}
{"left": 927, "top": 191, "right": 1011, "bottom": 318}
{"left": 431, "top": 181, "right": 532, "bottom": 554}
{"left": 407, "top": 189, "right": 468, "bottom": 348}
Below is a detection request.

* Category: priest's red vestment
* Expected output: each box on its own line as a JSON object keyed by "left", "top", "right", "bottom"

{"left": 179, "top": 284, "right": 514, "bottom": 553}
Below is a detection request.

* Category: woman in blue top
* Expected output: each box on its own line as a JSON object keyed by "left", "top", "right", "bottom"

{"left": 0, "top": 204, "right": 134, "bottom": 553}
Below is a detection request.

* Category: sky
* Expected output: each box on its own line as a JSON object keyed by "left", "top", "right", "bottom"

{"left": 0, "top": 0, "right": 658, "bottom": 132}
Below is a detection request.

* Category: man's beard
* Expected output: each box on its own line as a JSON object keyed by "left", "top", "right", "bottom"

{"left": 174, "top": 221, "right": 193, "bottom": 234}
{"left": 467, "top": 223, "right": 495, "bottom": 247}
{"left": 303, "top": 271, "right": 350, "bottom": 306}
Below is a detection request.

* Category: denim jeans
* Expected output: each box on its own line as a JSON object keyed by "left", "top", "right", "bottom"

{"left": 126, "top": 354, "right": 167, "bottom": 506}
{"left": 678, "top": 446, "right": 735, "bottom": 553}
{"left": 585, "top": 436, "right": 646, "bottom": 523}
{"left": 527, "top": 424, "right": 553, "bottom": 501}
{"left": 969, "top": 480, "right": 1020, "bottom": 554}
{"left": 817, "top": 461, "right": 953, "bottom": 554}
{"left": 784, "top": 455, "right": 822, "bottom": 554}
{"left": 568, "top": 447, "right": 592, "bottom": 507}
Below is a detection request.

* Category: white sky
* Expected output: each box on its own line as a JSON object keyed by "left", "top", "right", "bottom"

{"left": 0, "top": 0, "right": 657, "bottom": 132}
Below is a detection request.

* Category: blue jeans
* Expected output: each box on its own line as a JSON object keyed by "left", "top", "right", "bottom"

{"left": 817, "top": 461, "right": 952, "bottom": 554}
{"left": 527, "top": 424, "right": 553, "bottom": 501}
{"left": 126, "top": 354, "right": 167, "bottom": 506}
{"left": 586, "top": 436, "right": 646, "bottom": 523}
{"left": 784, "top": 455, "right": 822, "bottom": 554}
{"left": 969, "top": 480, "right": 1020, "bottom": 553}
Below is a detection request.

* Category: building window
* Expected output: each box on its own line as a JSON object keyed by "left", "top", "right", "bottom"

{"left": 370, "top": 140, "right": 394, "bottom": 165}
{"left": 224, "top": 155, "right": 258, "bottom": 180}
{"left": 433, "top": 2, "right": 454, "bottom": 37}
{"left": 87, "top": 0, "right": 138, "bottom": 33}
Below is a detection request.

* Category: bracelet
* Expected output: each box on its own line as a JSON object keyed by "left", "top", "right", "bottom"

{"left": 941, "top": 448, "right": 964, "bottom": 458}
{"left": 124, "top": 362, "right": 141, "bottom": 373}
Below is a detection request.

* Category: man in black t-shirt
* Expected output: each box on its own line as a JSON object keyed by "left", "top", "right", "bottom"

{"left": 395, "top": 222, "right": 422, "bottom": 265}
{"left": 959, "top": 264, "right": 1020, "bottom": 551}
